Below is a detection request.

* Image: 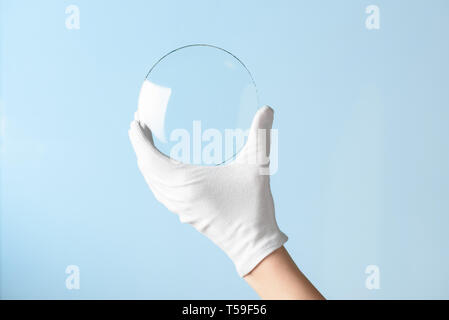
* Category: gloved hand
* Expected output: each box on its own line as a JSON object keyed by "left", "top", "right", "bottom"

{"left": 128, "top": 106, "right": 287, "bottom": 277}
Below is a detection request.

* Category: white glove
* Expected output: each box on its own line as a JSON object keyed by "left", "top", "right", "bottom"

{"left": 128, "top": 106, "right": 287, "bottom": 277}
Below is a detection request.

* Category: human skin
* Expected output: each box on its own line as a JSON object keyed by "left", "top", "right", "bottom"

{"left": 244, "top": 246, "right": 325, "bottom": 300}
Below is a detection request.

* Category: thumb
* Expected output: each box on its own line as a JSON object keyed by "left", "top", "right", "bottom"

{"left": 249, "top": 105, "right": 274, "bottom": 133}
{"left": 237, "top": 105, "right": 274, "bottom": 165}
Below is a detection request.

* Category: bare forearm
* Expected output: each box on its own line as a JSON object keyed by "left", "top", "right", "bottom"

{"left": 244, "top": 246, "right": 325, "bottom": 300}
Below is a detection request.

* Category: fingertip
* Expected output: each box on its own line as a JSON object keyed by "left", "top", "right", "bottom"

{"left": 251, "top": 105, "right": 274, "bottom": 130}
{"left": 261, "top": 105, "right": 274, "bottom": 114}
{"left": 129, "top": 120, "right": 144, "bottom": 144}
{"left": 129, "top": 119, "right": 142, "bottom": 133}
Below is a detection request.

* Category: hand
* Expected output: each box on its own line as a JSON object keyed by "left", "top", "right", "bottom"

{"left": 129, "top": 106, "right": 287, "bottom": 277}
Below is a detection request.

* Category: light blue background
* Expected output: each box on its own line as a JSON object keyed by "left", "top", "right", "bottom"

{"left": 1, "top": 0, "right": 448, "bottom": 299}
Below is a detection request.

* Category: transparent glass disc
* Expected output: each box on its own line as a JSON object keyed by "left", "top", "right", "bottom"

{"left": 137, "top": 44, "right": 259, "bottom": 165}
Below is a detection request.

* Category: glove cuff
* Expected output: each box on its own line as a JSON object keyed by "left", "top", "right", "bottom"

{"left": 235, "top": 231, "right": 288, "bottom": 277}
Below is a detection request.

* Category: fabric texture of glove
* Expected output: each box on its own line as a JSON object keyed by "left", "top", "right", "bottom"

{"left": 129, "top": 105, "right": 288, "bottom": 277}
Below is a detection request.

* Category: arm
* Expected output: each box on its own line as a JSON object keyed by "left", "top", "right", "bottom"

{"left": 130, "top": 106, "right": 323, "bottom": 298}
{"left": 244, "top": 246, "right": 325, "bottom": 300}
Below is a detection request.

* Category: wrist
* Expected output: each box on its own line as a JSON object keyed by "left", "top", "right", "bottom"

{"left": 244, "top": 246, "right": 325, "bottom": 300}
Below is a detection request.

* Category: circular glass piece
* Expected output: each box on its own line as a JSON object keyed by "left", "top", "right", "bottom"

{"left": 137, "top": 44, "right": 259, "bottom": 165}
